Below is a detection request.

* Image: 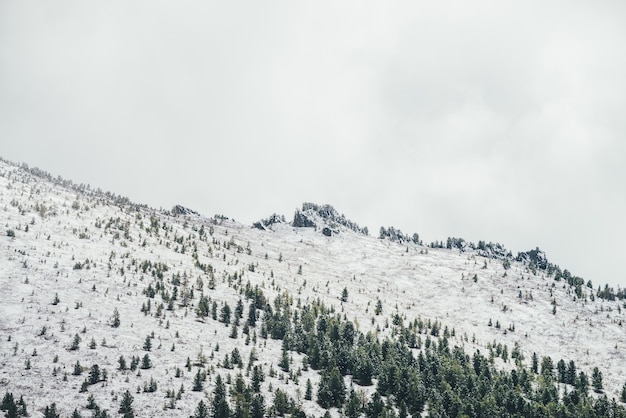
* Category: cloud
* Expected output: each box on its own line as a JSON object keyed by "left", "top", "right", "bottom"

{"left": 1, "top": 1, "right": 625, "bottom": 287}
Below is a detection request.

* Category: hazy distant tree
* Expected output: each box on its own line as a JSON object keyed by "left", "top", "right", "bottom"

{"left": 341, "top": 287, "right": 349, "bottom": 303}
{"left": 375, "top": 300, "right": 383, "bottom": 315}
{"left": 111, "top": 308, "right": 120, "bottom": 328}
{"left": 118, "top": 356, "right": 127, "bottom": 371}
{"left": 620, "top": 382, "right": 626, "bottom": 403}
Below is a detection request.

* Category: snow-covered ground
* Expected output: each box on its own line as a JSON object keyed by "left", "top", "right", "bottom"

{"left": 0, "top": 159, "right": 624, "bottom": 416}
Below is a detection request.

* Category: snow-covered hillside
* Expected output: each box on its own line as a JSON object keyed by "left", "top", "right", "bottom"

{"left": 0, "top": 158, "right": 624, "bottom": 417}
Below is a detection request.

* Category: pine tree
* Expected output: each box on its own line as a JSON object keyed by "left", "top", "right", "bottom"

{"left": 212, "top": 375, "right": 230, "bottom": 418}
{"left": 71, "top": 333, "right": 81, "bottom": 350}
{"left": 192, "top": 369, "right": 204, "bottom": 391}
{"left": 279, "top": 348, "right": 289, "bottom": 372}
{"left": 592, "top": 367, "right": 603, "bottom": 392}
{"left": 111, "top": 308, "right": 120, "bottom": 328}
{"left": 621, "top": 382, "right": 626, "bottom": 403}
{"left": 193, "top": 400, "right": 209, "bottom": 418}
{"left": 248, "top": 303, "right": 257, "bottom": 327}
{"left": 531, "top": 352, "right": 538, "bottom": 374}
{"left": 118, "top": 390, "right": 134, "bottom": 418}
{"left": 140, "top": 354, "right": 151, "bottom": 369}
{"left": 229, "top": 322, "right": 238, "bottom": 339}
{"left": 304, "top": 378, "right": 313, "bottom": 400}
{"left": 1, "top": 392, "right": 17, "bottom": 418}
{"left": 251, "top": 366, "right": 264, "bottom": 392}
{"left": 88, "top": 364, "right": 100, "bottom": 384}
{"left": 220, "top": 303, "right": 231, "bottom": 325}
{"left": 143, "top": 335, "right": 152, "bottom": 351}
{"left": 341, "top": 287, "right": 349, "bottom": 303}
{"left": 250, "top": 394, "right": 265, "bottom": 418}
{"left": 273, "top": 388, "right": 289, "bottom": 416}
{"left": 43, "top": 403, "right": 60, "bottom": 418}
{"left": 118, "top": 355, "right": 127, "bottom": 371}
{"left": 345, "top": 389, "right": 361, "bottom": 418}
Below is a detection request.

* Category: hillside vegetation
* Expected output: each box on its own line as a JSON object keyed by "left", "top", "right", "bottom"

{"left": 0, "top": 158, "right": 625, "bottom": 417}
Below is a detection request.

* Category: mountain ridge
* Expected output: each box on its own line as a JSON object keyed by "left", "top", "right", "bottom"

{"left": 1, "top": 157, "right": 625, "bottom": 417}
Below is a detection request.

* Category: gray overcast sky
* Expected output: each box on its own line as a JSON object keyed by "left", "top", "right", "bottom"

{"left": 1, "top": 1, "right": 625, "bottom": 288}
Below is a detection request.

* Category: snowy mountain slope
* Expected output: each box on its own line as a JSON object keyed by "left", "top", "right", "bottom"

{"left": 0, "top": 158, "right": 625, "bottom": 417}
